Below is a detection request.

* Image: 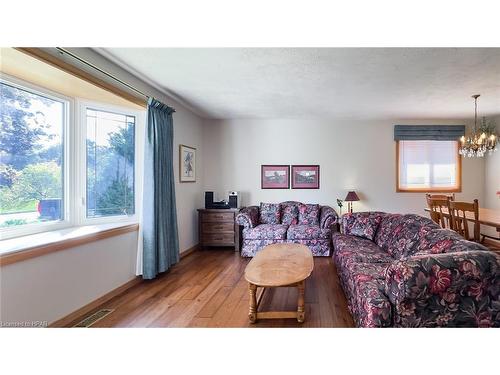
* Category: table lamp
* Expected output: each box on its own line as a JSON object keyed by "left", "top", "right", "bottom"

{"left": 344, "top": 191, "right": 360, "bottom": 213}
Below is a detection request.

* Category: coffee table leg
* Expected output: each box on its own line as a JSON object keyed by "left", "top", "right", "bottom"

{"left": 248, "top": 283, "right": 257, "bottom": 323}
{"left": 297, "top": 280, "right": 305, "bottom": 323}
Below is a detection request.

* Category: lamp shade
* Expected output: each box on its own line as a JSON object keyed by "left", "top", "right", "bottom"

{"left": 344, "top": 191, "right": 360, "bottom": 202}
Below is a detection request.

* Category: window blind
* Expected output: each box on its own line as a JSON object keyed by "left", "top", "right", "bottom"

{"left": 394, "top": 125, "right": 465, "bottom": 141}
{"left": 398, "top": 140, "right": 459, "bottom": 190}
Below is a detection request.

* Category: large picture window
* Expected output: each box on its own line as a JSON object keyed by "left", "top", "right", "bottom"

{"left": 397, "top": 140, "right": 461, "bottom": 192}
{"left": 0, "top": 81, "right": 67, "bottom": 232}
{"left": 0, "top": 75, "right": 143, "bottom": 240}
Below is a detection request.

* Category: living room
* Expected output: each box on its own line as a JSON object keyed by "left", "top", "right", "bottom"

{"left": 1, "top": 1, "right": 499, "bottom": 374}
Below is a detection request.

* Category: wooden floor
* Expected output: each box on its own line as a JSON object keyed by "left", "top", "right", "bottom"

{"left": 66, "top": 249, "right": 355, "bottom": 328}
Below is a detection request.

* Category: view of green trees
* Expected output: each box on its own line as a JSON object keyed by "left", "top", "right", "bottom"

{"left": 0, "top": 82, "right": 135, "bottom": 228}
{"left": 86, "top": 115, "right": 135, "bottom": 218}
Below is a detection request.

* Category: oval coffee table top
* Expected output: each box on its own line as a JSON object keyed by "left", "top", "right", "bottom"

{"left": 244, "top": 243, "right": 314, "bottom": 287}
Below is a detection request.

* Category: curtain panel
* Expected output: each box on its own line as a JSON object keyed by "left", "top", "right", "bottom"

{"left": 141, "top": 98, "right": 179, "bottom": 279}
{"left": 394, "top": 125, "right": 465, "bottom": 141}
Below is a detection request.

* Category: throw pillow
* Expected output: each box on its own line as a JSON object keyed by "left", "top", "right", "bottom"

{"left": 298, "top": 203, "right": 320, "bottom": 226}
{"left": 281, "top": 203, "right": 299, "bottom": 225}
{"left": 345, "top": 212, "right": 383, "bottom": 241}
{"left": 259, "top": 202, "right": 281, "bottom": 224}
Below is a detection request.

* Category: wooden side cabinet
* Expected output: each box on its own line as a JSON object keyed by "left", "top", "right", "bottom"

{"left": 198, "top": 208, "right": 240, "bottom": 252}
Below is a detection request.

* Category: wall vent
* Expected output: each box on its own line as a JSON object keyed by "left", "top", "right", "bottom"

{"left": 73, "top": 309, "right": 114, "bottom": 328}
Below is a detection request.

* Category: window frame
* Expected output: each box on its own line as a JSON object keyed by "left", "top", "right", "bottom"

{"left": 395, "top": 140, "right": 462, "bottom": 193}
{"left": 0, "top": 74, "right": 144, "bottom": 240}
{"left": 75, "top": 99, "right": 144, "bottom": 227}
{"left": 0, "top": 74, "right": 74, "bottom": 240}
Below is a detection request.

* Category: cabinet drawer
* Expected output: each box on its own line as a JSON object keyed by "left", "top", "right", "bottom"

{"left": 203, "top": 222, "right": 234, "bottom": 233}
{"left": 201, "top": 212, "right": 235, "bottom": 222}
{"left": 202, "top": 233, "right": 235, "bottom": 244}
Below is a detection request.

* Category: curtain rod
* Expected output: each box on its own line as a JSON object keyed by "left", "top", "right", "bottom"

{"left": 55, "top": 47, "right": 175, "bottom": 112}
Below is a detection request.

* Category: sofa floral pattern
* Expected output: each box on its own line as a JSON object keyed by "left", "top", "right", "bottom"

{"left": 243, "top": 224, "right": 288, "bottom": 240}
{"left": 235, "top": 206, "right": 259, "bottom": 229}
{"left": 333, "top": 211, "right": 500, "bottom": 327}
{"left": 241, "top": 239, "right": 286, "bottom": 257}
{"left": 298, "top": 203, "right": 320, "bottom": 226}
{"left": 320, "top": 205, "right": 338, "bottom": 230}
{"left": 287, "top": 225, "right": 331, "bottom": 240}
{"left": 342, "top": 211, "right": 386, "bottom": 241}
{"left": 236, "top": 201, "right": 339, "bottom": 257}
{"left": 259, "top": 202, "right": 281, "bottom": 224}
{"left": 336, "top": 260, "right": 393, "bottom": 327}
{"left": 385, "top": 251, "right": 500, "bottom": 327}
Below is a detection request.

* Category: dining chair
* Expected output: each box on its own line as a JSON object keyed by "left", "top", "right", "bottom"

{"left": 426, "top": 194, "right": 453, "bottom": 229}
{"left": 449, "top": 199, "right": 480, "bottom": 242}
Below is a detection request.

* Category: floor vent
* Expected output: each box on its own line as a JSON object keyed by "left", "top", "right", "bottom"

{"left": 73, "top": 309, "right": 114, "bottom": 328}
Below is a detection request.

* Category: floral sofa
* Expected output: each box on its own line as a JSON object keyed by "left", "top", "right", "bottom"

{"left": 332, "top": 211, "right": 500, "bottom": 328}
{"left": 236, "top": 201, "right": 338, "bottom": 257}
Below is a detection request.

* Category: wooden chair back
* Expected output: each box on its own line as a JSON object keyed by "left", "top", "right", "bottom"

{"left": 426, "top": 194, "right": 453, "bottom": 229}
{"left": 449, "top": 199, "right": 480, "bottom": 242}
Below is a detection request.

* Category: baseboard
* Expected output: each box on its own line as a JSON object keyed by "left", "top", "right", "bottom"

{"left": 49, "top": 276, "right": 142, "bottom": 327}
{"left": 180, "top": 243, "right": 200, "bottom": 259}
{"left": 49, "top": 243, "right": 200, "bottom": 327}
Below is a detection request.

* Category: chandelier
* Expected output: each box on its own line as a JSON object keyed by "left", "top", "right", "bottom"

{"left": 459, "top": 94, "right": 498, "bottom": 157}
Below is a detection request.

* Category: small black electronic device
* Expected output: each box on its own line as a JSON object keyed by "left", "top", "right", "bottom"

{"left": 228, "top": 191, "right": 238, "bottom": 208}
{"left": 205, "top": 191, "right": 214, "bottom": 209}
{"left": 211, "top": 200, "right": 231, "bottom": 209}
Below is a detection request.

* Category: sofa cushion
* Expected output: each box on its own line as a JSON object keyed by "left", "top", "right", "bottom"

{"left": 342, "top": 211, "right": 385, "bottom": 241}
{"left": 287, "top": 225, "right": 331, "bottom": 240}
{"left": 243, "top": 224, "right": 288, "bottom": 240}
{"left": 259, "top": 202, "right": 281, "bottom": 224}
{"left": 337, "top": 261, "right": 392, "bottom": 327}
{"left": 281, "top": 202, "right": 299, "bottom": 225}
{"left": 298, "top": 203, "right": 320, "bottom": 225}
{"left": 333, "top": 234, "right": 394, "bottom": 269}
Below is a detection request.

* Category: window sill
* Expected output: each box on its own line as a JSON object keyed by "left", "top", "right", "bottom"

{"left": 0, "top": 222, "right": 139, "bottom": 267}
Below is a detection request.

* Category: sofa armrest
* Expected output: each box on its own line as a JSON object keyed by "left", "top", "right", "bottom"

{"left": 320, "top": 205, "right": 339, "bottom": 229}
{"left": 385, "top": 251, "right": 500, "bottom": 327}
{"left": 236, "top": 206, "right": 259, "bottom": 229}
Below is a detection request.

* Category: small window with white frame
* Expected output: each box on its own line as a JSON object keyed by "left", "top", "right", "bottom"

{"left": 82, "top": 104, "right": 139, "bottom": 222}
{"left": 397, "top": 140, "right": 461, "bottom": 192}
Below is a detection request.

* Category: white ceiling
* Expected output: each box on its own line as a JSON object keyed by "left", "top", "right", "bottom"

{"left": 98, "top": 48, "right": 500, "bottom": 120}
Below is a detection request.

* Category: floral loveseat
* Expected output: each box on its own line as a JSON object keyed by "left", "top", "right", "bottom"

{"left": 236, "top": 201, "right": 338, "bottom": 257}
{"left": 333, "top": 211, "right": 500, "bottom": 328}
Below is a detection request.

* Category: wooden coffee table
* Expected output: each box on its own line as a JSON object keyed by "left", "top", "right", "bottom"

{"left": 244, "top": 243, "right": 314, "bottom": 323}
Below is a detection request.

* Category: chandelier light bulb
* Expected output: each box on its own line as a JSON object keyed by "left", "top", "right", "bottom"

{"left": 458, "top": 94, "right": 498, "bottom": 158}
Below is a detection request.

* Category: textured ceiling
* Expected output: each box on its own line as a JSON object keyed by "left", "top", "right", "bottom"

{"left": 98, "top": 48, "right": 500, "bottom": 120}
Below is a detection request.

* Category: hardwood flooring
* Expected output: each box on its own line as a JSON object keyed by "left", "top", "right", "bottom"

{"left": 66, "top": 249, "right": 355, "bottom": 328}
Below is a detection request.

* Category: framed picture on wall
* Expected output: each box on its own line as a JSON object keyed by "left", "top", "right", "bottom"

{"left": 179, "top": 144, "right": 196, "bottom": 182}
{"left": 291, "top": 165, "right": 320, "bottom": 189}
{"left": 261, "top": 165, "right": 290, "bottom": 189}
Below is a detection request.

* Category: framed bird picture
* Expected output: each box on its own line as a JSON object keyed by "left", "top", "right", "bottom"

{"left": 179, "top": 144, "right": 196, "bottom": 182}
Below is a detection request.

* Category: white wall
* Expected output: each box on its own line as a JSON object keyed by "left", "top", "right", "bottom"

{"left": 484, "top": 115, "right": 500, "bottom": 210}
{"left": 173, "top": 108, "right": 204, "bottom": 252}
{"left": 202, "top": 118, "right": 485, "bottom": 215}
{"left": 0, "top": 231, "right": 138, "bottom": 325}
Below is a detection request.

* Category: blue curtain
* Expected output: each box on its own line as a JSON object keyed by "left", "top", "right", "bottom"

{"left": 142, "top": 98, "right": 179, "bottom": 279}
